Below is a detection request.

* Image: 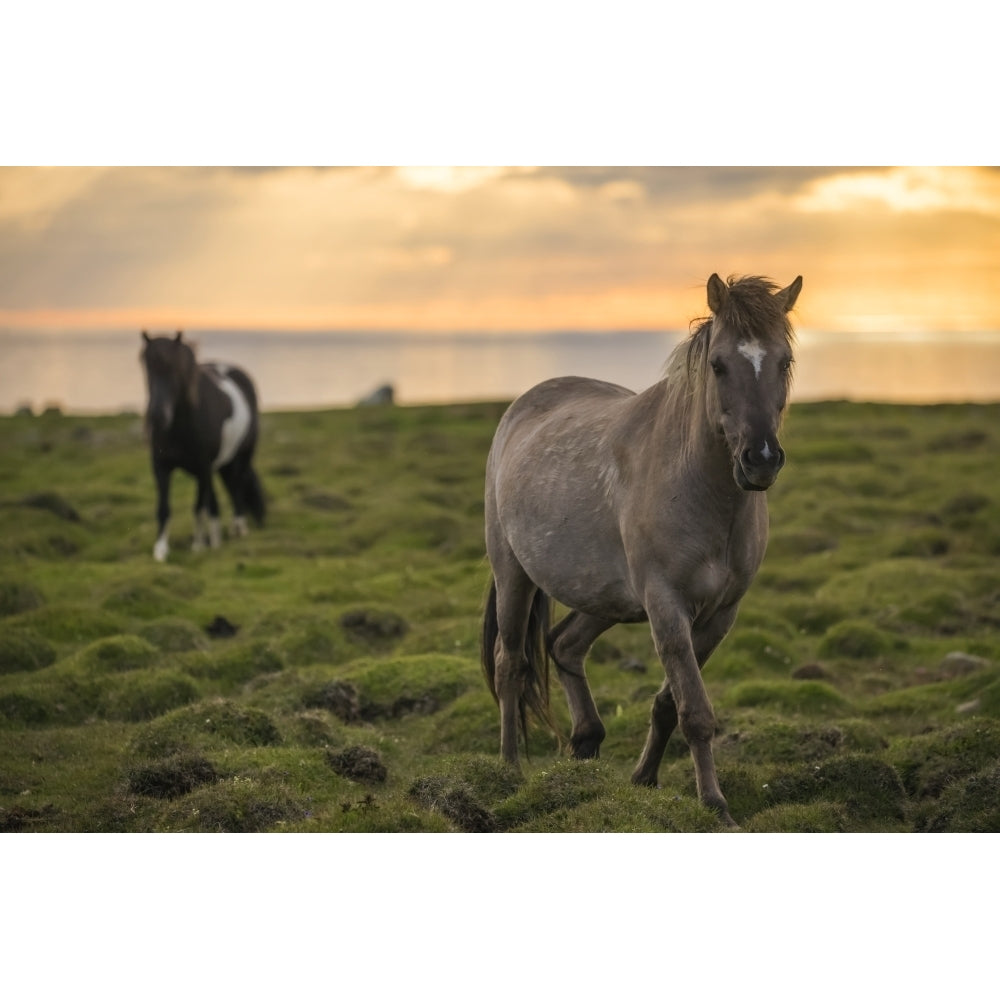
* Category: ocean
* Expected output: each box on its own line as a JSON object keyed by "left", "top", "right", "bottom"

{"left": 2, "top": 328, "right": 1000, "bottom": 415}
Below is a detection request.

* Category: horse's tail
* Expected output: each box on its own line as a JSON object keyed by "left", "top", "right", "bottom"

{"left": 243, "top": 466, "right": 266, "bottom": 526}
{"left": 481, "top": 577, "right": 559, "bottom": 753}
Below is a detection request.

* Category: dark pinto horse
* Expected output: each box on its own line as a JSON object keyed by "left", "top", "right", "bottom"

{"left": 482, "top": 273, "right": 802, "bottom": 826}
{"left": 140, "top": 331, "right": 265, "bottom": 562}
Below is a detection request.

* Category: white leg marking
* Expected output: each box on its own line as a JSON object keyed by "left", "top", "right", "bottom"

{"left": 153, "top": 521, "right": 170, "bottom": 562}
{"left": 233, "top": 515, "right": 248, "bottom": 538}
{"left": 737, "top": 340, "right": 767, "bottom": 379}
{"left": 208, "top": 517, "right": 222, "bottom": 548}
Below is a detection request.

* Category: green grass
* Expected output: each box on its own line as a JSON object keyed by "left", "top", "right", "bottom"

{"left": 1, "top": 399, "right": 999, "bottom": 832}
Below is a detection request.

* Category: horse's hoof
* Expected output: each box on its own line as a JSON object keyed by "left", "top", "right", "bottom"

{"left": 630, "top": 770, "right": 658, "bottom": 788}
{"left": 570, "top": 738, "right": 603, "bottom": 759}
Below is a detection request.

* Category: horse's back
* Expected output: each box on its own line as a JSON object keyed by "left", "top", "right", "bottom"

{"left": 505, "top": 375, "right": 633, "bottom": 416}
{"left": 492, "top": 376, "right": 634, "bottom": 455}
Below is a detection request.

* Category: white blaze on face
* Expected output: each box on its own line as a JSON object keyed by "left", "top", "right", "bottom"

{"left": 737, "top": 340, "right": 767, "bottom": 380}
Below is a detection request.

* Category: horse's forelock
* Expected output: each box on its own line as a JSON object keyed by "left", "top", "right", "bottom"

{"left": 714, "top": 275, "right": 795, "bottom": 348}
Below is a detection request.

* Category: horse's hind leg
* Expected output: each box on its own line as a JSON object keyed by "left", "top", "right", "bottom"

{"left": 631, "top": 681, "right": 679, "bottom": 786}
{"left": 486, "top": 541, "right": 545, "bottom": 767}
{"left": 218, "top": 457, "right": 249, "bottom": 537}
{"left": 192, "top": 472, "right": 222, "bottom": 550}
{"left": 548, "top": 611, "right": 613, "bottom": 758}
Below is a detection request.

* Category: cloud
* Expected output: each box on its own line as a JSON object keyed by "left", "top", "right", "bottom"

{"left": 1, "top": 166, "right": 998, "bottom": 332}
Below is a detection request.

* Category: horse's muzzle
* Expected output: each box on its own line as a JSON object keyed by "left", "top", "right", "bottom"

{"left": 735, "top": 443, "right": 785, "bottom": 491}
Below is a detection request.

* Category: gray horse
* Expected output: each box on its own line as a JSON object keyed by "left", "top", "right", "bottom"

{"left": 482, "top": 273, "right": 802, "bottom": 826}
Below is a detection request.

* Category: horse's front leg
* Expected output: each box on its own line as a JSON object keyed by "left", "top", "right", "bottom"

{"left": 633, "top": 592, "right": 736, "bottom": 827}
{"left": 153, "top": 463, "right": 172, "bottom": 562}
{"left": 192, "top": 472, "right": 222, "bottom": 551}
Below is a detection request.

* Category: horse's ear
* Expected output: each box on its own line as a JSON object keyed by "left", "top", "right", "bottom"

{"left": 707, "top": 273, "right": 728, "bottom": 314}
{"left": 141, "top": 330, "right": 150, "bottom": 343}
{"left": 775, "top": 276, "right": 803, "bottom": 313}
{"left": 175, "top": 331, "right": 183, "bottom": 342}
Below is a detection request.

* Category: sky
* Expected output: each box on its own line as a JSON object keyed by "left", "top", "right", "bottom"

{"left": 2, "top": 165, "right": 999, "bottom": 336}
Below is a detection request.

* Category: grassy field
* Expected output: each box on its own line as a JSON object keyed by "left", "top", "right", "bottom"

{"left": 2, "top": 398, "right": 999, "bottom": 833}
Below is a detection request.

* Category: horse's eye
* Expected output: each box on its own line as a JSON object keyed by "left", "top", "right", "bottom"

{"left": 710, "top": 360, "right": 727, "bottom": 377}
{"left": 780, "top": 358, "right": 793, "bottom": 373}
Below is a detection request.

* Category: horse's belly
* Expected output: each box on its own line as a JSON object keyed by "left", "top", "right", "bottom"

{"left": 505, "top": 516, "right": 644, "bottom": 621}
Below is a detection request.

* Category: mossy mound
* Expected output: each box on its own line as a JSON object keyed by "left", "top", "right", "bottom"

{"left": 0, "top": 630, "right": 58, "bottom": 674}
{"left": 917, "top": 762, "right": 1000, "bottom": 832}
{"left": 287, "top": 710, "right": 342, "bottom": 747}
{"left": 406, "top": 754, "right": 523, "bottom": 831}
{"left": 125, "top": 751, "right": 219, "bottom": 798}
{"left": 764, "top": 753, "right": 907, "bottom": 824}
{"left": 743, "top": 802, "right": 849, "bottom": 832}
{"left": 723, "top": 679, "right": 851, "bottom": 715}
{"left": 94, "top": 669, "right": 201, "bottom": 722}
{"left": 182, "top": 640, "right": 285, "bottom": 689}
{"left": 0, "top": 579, "right": 44, "bottom": 617}
{"left": 424, "top": 690, "right": 504, "bottom": 755}
{"left": 279, "top": 619, "right": 353, "bottom": 666}
{"left": 12, "top": 603, "right": 126, "bottom": 642}
{"left": 300, "top": 679, "right": 362, "bottom": 722}
{"left": 325, "top": 745, "right": 387, "bottom": 784}
{"left": 343, "top": 653, "right": 476, "bottom": 719}
{"left": 888, "top": 719, "right": 1000, "bottom": 800}
{"left": 0, "top": 691, "right": 53, "bottom": 725}
{"left": 408, "top": 775, "right": 497, "bottom": 831}
{"left": 77, "top": 635, "right": 159, "bottom": 674}
{"left": 130, "top": 699, "right": 283, "bottom": 759}
{"left": 160, "top": 774, "right": 307, "bottom": 832}
{"left": 101, "top": 568, "right": 203, "bottom": 619}
{"left": 533, "top": 784, "right": 725, "bottom": 833}
{"left": 719, "top": 722, "right": 849, "bottom": 764}
{"left": 819, "top": 621, "right": 897, "bottom": 659}
{"left": 493, "top": 759, "right": 617, "bottom": 830}
{"left": 138, "top": 618, "right": 210, "bottom": 653}
{"left": 712, "top": 628, "right": 794, "bottom": 678}
{"left": 340, "top": 606, "right": 410, "bottom": 646}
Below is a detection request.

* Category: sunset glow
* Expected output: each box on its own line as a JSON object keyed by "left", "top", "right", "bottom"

{"left": 2, "top": 166, "right": 998, "bottom": 334}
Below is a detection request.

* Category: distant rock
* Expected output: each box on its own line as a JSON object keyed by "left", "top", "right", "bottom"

{"left": 940, "top": 652, "right": 990, "bottom": 677}
{"left": 617, "top": 658, "right": 648, "bottom": 673}
{"left": 357, "top": 383, "right": 395, "bottom": 407}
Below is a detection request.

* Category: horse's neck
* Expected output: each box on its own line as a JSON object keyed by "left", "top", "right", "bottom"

{"left": 622, "top": 378, "right": 750, "bottom": 508}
